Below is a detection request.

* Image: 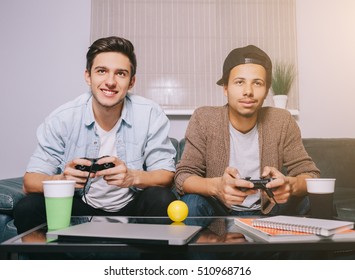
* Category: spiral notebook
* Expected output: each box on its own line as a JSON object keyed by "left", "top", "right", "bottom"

{"left": 234, "top": 217, "right": 355, "bottom": 243}
{"left": 251, "top": 215, "right": 354, "bottom": 237}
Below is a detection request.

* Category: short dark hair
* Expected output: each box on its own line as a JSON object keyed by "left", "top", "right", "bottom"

{"left": 86, "top": 36, "right": 137, "bottom": 78}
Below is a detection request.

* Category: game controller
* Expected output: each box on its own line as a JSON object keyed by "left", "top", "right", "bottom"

{"left": 238, "top": 177, "right": 275, "bottom": 198}
{"left": 75, "top": 156, "right": 115, "bottom": 173}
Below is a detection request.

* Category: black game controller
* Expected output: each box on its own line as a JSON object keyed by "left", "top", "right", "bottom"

{"left": 75, "top": 156, "right": 115, "bottom": 173}
{"left": 238, "top": 177, "right": 275, "bottom": 198}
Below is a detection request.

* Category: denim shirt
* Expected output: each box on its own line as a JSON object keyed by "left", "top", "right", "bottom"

{"left": 27, "top": 92, "right": 176, "bottom": 177}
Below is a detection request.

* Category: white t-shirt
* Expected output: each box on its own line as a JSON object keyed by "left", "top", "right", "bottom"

{"left": 229, "top": 123, "right": 261, "bottom": 211}
{"left": 84, "top": 120, "right": 135, "bottom": 212}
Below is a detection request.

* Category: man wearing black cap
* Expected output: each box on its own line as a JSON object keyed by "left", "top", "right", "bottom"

{"left": 175, "top": 45, "right": 320, "bottom": 216}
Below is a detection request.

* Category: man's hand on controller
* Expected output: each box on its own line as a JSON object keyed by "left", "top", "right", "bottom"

{"left": 261, "top": 166, "right": 291, "bottom": 204}
{"left": 95, "top": 156, "right": 135, "bottom": 188}
{"left": 63, "top": 158, "right": 96, "bottom": 189}
{"left": 218, "top": 167, "right": 258, "bottom": 208}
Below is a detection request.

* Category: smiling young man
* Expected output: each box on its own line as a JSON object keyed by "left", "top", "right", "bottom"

{"left": 175, "top": 45, "right": 320, "bottom": 217}
{"left": 14, "top": 37, "right": 177, "bottom": 233}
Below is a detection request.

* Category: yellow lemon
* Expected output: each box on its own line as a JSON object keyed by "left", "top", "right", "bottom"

{"left": 167, "top": 200, "right": 189, "bottom": 222}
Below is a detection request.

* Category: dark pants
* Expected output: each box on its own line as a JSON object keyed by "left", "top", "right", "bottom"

{"left": 13, "top": 187, "right": 176, "bottom": 234}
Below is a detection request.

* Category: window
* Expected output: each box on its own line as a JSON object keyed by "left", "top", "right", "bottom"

{"left": 91, "top": 0, "right": 298, "bottom": 114}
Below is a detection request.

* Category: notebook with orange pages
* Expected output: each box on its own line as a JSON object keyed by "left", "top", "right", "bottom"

{"left": 251, "top": 215, "right": 354, "bottom": 236}
{"left": 234, "top": 217, "right": 355, "bottom": 243}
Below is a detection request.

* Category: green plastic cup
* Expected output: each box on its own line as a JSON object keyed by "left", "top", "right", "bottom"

{"left": 43, "top": 180, "right": 75, "bottom": 231}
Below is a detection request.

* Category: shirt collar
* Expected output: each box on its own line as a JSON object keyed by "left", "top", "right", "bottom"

{"left": 120, "top": 94, "right": 132, "bottom": 127}
{"left": 84, "top": 94, "right": 95, "bottom": 127}
{"left": 84, "top": 93, "right": 133, "bottom": 127}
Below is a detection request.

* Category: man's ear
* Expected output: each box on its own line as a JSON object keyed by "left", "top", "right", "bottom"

{"left": 128, "top": 76, "right": 136, "bottom": 89}
{"left": 223, "top": 84, "right": 228, "bottom": 97}
{"left": 84, "top": 69, "right": 91, "bottom": 86}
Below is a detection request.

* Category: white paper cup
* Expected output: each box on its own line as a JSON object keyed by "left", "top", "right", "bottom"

{"left": 306, "top": 178, "right": 335, "bottom": 219}
{"left": 305, "top": 178, "right": 335, "bottom": 194}
{"left": 43, "top": 180, "right": 75, "bottom": 230}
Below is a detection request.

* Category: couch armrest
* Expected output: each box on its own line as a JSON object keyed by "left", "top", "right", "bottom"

{"left": 303, "top": 138, "right": 355, "bottom": 203}
{"left": 0, "top": 177, "right": 25, "bottom": 214}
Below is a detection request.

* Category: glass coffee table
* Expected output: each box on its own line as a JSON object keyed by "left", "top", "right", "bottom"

{"left": 1, "top": 216, "right": 355, "bottom": 259}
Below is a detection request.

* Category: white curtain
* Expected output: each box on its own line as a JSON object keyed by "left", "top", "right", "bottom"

{"left": 91, "top": 0, "right": 298, "bottom": 113}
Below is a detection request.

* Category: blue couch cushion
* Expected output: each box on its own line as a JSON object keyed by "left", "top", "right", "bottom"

{"left": 0, "top": 177, "right": 24, "bottom": 214}
{"left": 2, "top": 219, "right": 18, "bottom": 241}
{"left": 0, "top": 214, "right": 13, "bottom": 241}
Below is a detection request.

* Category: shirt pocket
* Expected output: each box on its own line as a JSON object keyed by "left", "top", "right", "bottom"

{"left": 119, "top": 140, "right": 144, "bottom": 170}
{"left": 126, "top": 156, "right": 145, "bottom": 170}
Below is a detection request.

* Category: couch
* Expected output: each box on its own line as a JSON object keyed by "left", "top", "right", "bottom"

{"left": 1, "top": 138, "right": 355, "bottom": 243}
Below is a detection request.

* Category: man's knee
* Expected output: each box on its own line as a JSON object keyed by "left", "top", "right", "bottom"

{"left": 181, "top": 194, "right": 215, "bottom": 216}
{"left": 13, "top": 193, "right": 46, "bottom": 233}
{"left": 143, "top": 187, "right": 176, "bottom": 204}
{"left": 14, "top": 194, "right": 45, "bottom": 217}
{"left": 137, "top": 187, "right": 176, "bottom": 216}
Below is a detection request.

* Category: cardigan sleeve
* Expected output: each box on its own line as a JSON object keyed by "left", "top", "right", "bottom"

{"left": 174, "top": 106, "right": 230, "bottom": 195}
{"left": 258, "top": 107, "right": 320, "bottom": 178}
{"left": 174, "top": 109, "right": 208, "bottom": 194}
{"left": 281, "top": 113, "right": 320, "bottom": 178}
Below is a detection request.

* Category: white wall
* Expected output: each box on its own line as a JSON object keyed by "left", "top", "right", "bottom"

{"left": 297, "top": 0, "right": 355, "bottom": 137}
{"left": 0, "top": 0, "right": 90, "bottom": 179}
{"left": 1, "top": 0, "right": 355, "bottom": 179}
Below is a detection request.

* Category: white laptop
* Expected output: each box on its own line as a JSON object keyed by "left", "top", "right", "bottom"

{"left": 46, "top": 222, "right": 202, "bottom": 245}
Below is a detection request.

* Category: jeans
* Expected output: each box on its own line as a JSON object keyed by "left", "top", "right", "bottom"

{"left": 181, "top": 194, "right": 310, "bottom": 217}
